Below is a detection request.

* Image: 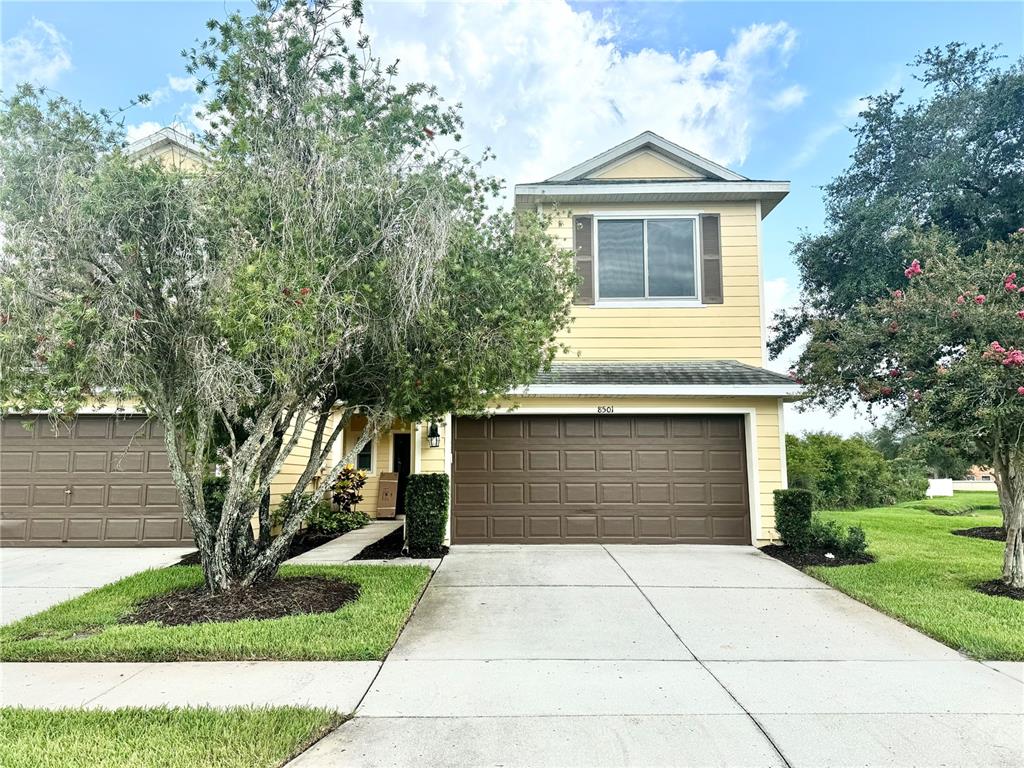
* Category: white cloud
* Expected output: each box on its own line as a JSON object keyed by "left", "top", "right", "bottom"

{"left": 768, "top": 84, "right": 807, "bottom": 112}
{"left": 361, "top": 3, "right": 804, "bottom": 194}
{"left": 142, "top": 74, "right": 199, "bottom": 109}
{"left": 167, "top": 75, "right": 196, "bottom": 93}
{"left": 124, "top": 121, "right": 165, "bottom": 144}
{"left": 1, "top": 19, "right": 72, "bottom": 88}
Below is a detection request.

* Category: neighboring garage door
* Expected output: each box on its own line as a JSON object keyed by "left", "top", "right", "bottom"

{"left": 452, "top": 414, "right": 749, "bottom": 544}
{"left": 1, "top": 415, "right": 191, "bottom": 546}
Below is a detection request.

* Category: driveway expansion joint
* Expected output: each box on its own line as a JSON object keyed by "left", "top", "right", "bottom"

{"left": 600, "top": 544, "right": 795, "bottom": 768}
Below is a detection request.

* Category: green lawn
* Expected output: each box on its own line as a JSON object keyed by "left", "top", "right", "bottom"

{"left": 0, "top": 707, "right": 341, "bottom": 768}
{"left": 0, "top": 564, "right": 430, "bottom": 662}
{"left": 808, "top": 492, "right": 1022, "bottom": 660}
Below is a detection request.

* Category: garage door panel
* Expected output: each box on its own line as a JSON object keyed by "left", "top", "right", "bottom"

{"left": 35, "top": 451, "right": 71, "bottom": 472}
{"left": 527, "top": 451, "right": 559, "bottom": 471}
{"left": 452, "top": 414, "right": 749, "bottom": 544}
{"left": 110, "top": 451, "right": 145, "bottom": 472}
{"left": 67, "top": 518, "right": 104, "bottom": 542}
{"left": 1, "top": 415, "right": 191, "bottom": 547}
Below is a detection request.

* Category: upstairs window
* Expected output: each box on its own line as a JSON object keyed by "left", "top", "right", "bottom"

{"left": 596, "top": 217, "right": 698, "bottom": 300}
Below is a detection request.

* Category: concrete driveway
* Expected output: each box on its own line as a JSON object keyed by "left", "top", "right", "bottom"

{"left": 292, "top": 544, "right": 1024, "bottom": 768}
{"left": 0, "top": 547, "right": 193, "bottom": 624}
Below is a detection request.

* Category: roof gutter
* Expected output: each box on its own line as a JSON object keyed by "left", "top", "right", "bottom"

{"left": 510, "top": 384, "right": 805, "bottom": 399}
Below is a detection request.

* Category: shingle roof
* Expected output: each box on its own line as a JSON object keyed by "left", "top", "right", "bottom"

{"left": 531, "top": 361, "right": 797, "bottom": 387}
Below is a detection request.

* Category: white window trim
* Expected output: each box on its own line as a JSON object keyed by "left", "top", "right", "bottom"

{"left": 593, "top": 212, "right": 703, "bottom": 307}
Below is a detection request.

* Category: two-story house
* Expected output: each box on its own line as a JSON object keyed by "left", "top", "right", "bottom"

{"left": 355, "top": 132, "right": 798, "bottom": 546}
{"left": 0, "top": 130, "right": 798, "bottom": 548}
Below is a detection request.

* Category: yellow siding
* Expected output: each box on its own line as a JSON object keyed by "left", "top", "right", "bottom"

{"left": 132, "top": 141, "right": 206, "bottom": 171}
{"left": 269, "top": 415, "right": 321, "bottom": 508}
{"left": 542, "top": 201, "right": 765, "bottom": 366}
{"left": 591, "top": 151, "right": 703, "bottom": 180}
{"left": 487, "top": 395, "right": 784, "bottom": 544}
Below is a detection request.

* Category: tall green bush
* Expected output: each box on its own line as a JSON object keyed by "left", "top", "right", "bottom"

{"left": 786, "top": 432, "right": 928, "bottom": 509}
{"left": 774, "top": 488, "right": 813, "bottom": 551}
{"left": 405, "top": 473, "right": 449, "bottom": 557}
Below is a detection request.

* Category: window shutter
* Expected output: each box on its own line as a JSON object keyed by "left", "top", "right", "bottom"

{"left": 572, "top": 215, "right": 595, "bottom": 305}
{"left": 700, "top": 214, "right": 723, "bottom": 304}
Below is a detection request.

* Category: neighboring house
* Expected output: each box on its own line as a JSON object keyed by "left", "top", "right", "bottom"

{"left": 964, "top": 465, "right": 995, "bottom": 482}
{"left": 0, "top": 130, "right": 800, "bottom": 548}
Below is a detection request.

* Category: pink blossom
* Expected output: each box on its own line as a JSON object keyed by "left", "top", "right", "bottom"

{"left": 1018, "top": 386, "right": 1024, "bottom": 396}
{"left": 890, "top": 368, "right": 902, "bottom": 378}
{"left": 992, "top": 341, "right": 1006, "bottom": 352}
{"left": 1007, "top": 283, "right": 1019, "bottom": 292}
{"left": 974, "top": 294, "right": 986, "bottom": 304}
{"left": 904, "top": 259, "right": 923, "bottom": 278}
{"left": 880, "top": 385, "right": 894, "bottom": 397}
{"left": 1017, "top": 310, "right": 1024, "bottom": 319}
{"left": 892, "top": 289, "right": 904, "bottom": 299}
{"left": 1003, "top": 349, "right": 1024, "bottom": 367}
{"left": 956, "top": 295, "right": 966, "bottom": 305}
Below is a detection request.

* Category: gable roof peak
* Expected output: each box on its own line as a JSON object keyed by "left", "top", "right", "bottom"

{"left": 546, "top": 131, "right": 747, "bottom": 183}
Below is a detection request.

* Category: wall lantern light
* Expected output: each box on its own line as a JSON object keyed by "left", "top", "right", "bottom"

{"left": 427, "top": 420, "right": 441, "bottom": 448}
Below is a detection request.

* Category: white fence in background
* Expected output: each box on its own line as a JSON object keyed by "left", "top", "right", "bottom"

{"left": 952, "top": 479, "right": 998, "bottom": 493}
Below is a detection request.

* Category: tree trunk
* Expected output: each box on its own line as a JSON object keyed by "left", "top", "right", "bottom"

{"left": 993, "top": 451, "right": 1024, "bottom": 589}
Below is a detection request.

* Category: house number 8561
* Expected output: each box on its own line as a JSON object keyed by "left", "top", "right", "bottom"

{"left": 597, "top": 406, "right": 614, "bottom": 414}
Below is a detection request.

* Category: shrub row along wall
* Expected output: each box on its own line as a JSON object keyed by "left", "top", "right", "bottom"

{"left": 786, "top": 432, "right": 928, "bottom": 509}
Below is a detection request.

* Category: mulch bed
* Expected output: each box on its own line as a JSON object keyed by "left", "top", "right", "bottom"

{"left": 760, "top": 544, "right": 875, "bottom": 568}
{"left": 174, "top": 532, "right": 338, "bottom": 567}
{"left": 120, "top": 576, "right": 361, "bottom": 627}
{"left": 975, "top": 579, "right": 1024, "bottom": 601}
{"left": 351, "top": 527, "right": 449, "bottom": 560}
{"left": 952, "top": 526, "right": 1007, "bottom": 542}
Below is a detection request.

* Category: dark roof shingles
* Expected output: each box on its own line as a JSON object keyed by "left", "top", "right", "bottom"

{"left": 531, "top": 361, "right": 796, "bottom": 387}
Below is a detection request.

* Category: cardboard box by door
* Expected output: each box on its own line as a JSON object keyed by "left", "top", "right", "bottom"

{"left": 376, "top": 472, "right": 398, "bottom": 519}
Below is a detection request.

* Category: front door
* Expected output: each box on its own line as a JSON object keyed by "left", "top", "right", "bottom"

{"left": 392, "top": 433, "right": 412, "bottom": 516}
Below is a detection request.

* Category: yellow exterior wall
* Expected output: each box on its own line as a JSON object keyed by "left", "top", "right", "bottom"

{"left": 486, "top": 395, "right": 784, "bottom": 544}
{"left": 541, "top": 201, "right": 765, "bottom": 366}
{"left": 132, "top": 141, "right": 206, "bottom": 171}
{"left": 591, "top": 151, "right": 703, "bottom": 180}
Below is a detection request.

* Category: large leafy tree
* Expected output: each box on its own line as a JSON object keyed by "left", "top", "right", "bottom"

{"left": 0, "top": 0, "right": 575, "bottom": 592}
{"left": 770, "top": 43, "right": 1024, "bottom": 356}
{"left": 793, "top": 233, "right": 1024, "bottom": 587}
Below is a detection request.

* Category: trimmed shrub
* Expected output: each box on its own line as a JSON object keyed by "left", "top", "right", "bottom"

{"left": 405, "top": 473, "right": 449, "bottom": 557}
{"left": 306, "top": 504, "right": 370, "bottom": 537}
{"left": 774, "top": 488, "right": 813, "bottom": 552}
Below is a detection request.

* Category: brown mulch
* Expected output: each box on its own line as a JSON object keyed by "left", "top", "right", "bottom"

{"left": 975, "top": 579, "right": 1024, "bottom": 601}
{"left": 174, "top": 532, "right": 337, "bottom": 567}
{"left": 760, "top": 544, "right": 875, "bottom": 568}
{"left": 952, "top": 526, "right": 1007, "bottom": 542}
{"left": 119, "top": 576, "right": 360, "bottom": 627}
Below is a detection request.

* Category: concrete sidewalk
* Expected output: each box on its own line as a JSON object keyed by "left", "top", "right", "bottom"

{"left": 290, "top": 544, "right": 1024, "bottom": 768}
{"left": 1, "top": 547, "right": 193, "bottom": 625}
{"left": 0, "top": 661, "right": 379, "bottom": 711}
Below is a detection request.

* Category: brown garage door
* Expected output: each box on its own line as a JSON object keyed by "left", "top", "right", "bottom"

{"left": 1, "top": 415, "right": 191, "bottom": 546}
{"left": 452, "top": 414, "right": 749, "bottom": 544}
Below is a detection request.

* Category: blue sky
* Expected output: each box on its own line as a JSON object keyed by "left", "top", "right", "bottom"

{"left": 3, "top": 1, "right": 1021, "bottom": 433}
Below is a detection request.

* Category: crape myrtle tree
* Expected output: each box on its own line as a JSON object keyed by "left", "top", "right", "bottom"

{"left": 793, "top": 233, "right": 1024, "bottom": 587}
{"left": 0, "top": 0, "right": 575, "bottom": 592}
